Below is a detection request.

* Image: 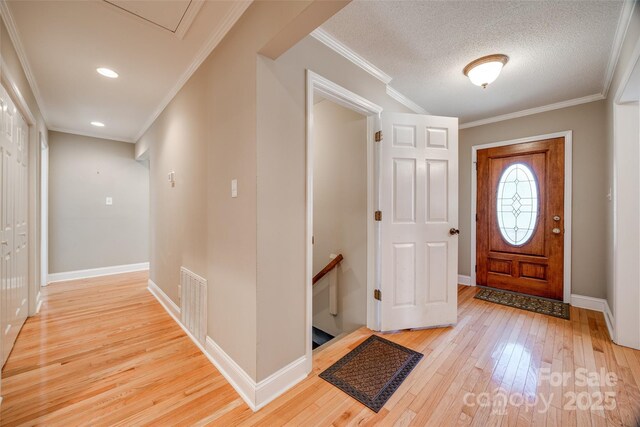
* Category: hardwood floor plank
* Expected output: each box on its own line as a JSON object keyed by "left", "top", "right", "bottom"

{"left": 2, "top": 275, "right": 639, "bottom": 426}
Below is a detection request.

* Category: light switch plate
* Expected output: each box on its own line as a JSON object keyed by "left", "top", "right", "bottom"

{"left": 231, "top": 179, "right": 238, "bottom": 198}
{"left": 106, "top": 197, "right": 113, "bottom": 205}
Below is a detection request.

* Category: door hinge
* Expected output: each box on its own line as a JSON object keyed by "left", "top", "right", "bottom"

{"left": 375, "top": 131, "right": 383, "bottom": 142}
{"left": 374, "top": 289, "right": 382, "bottom": 301}
{"left": 374, "top": 211, "right": 382, "bottom": 221}
{"left": 475, "top": 213, "right": 478, "bottom": 222}
{"left": 475, "top": 265, "right": 477, "bottom": 273}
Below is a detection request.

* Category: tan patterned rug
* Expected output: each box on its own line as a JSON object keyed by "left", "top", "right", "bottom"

{"left": 475, "top": 287, "right": 570, "bottom": 320}
{"left": 319, "top": 335, "right": 423, "bottom": 412}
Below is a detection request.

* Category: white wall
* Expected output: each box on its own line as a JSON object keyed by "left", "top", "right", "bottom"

{"left": 312, "top": 100, "right": 367, "bottom": 337}
{"left": 612, "top": 101, "right": 640, "bottom": 348}
{"left": 606, "top": 3, "right": 640, "bottom": 319}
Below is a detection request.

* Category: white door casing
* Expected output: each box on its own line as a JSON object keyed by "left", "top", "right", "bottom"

{"left": 379, "top": 112, "right": 458, "bottom": 331}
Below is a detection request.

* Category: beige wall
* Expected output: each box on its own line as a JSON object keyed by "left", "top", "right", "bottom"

{"left": 138, "top": 0, "right": 413, "bottom": 382}
{"left": 47, "top": 131, "right": 148, "bottom": 273}
{"left": 605, "top": 4, "right": 640, "bottom": 317}
{"left": 256, "top": 36, "right": 411, "bottom": 380}
{"left": 459, "top": 100, "right": 607, "bottom": 299}
{"left": 137, "top": 1, "right": 338, "bottom": 380}
{"left": 312, "top": 100, "right": 367, "bottom": 338}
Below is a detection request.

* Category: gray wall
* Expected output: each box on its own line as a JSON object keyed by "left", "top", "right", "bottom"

{"left": 459, "top": 100, "right": 607, "bottom": 298}
{"left": 48, "top": 131, "right": 149, "bottom": 273}
{"left": 312, "top": 100, "right": 367, "bottom": 338}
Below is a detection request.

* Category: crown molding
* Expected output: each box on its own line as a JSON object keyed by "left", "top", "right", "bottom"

{"left": 0, "top": 0, "right": 48, "bottom": 124}
{"left": 0, "top": 57, "right": 36, "bottom": 125}
{"left": 134, "top": 0, "right": 251, "bottom": 142}
{"left": 48, "top": 126, "right": 135, "bottom": 144}
{"left": 386, "top": 85, "right": 428, "bottom": 114}
{"left": 603, "top": 0, "right": 636, "bottom": 98}
{"left": 310, "top": 27, "right": 429, "bottom": 116}
{"left": 311, "top": 27, "right": 392, "bottom": 84}
{"left": 459, "top": 93, "right": 605, "bottom": 130}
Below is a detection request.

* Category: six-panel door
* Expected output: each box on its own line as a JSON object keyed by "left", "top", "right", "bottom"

{"left": 0, "top": 83, "right": 29, "bottom": 366}
{"left": 379, "top": 113, "right": 458, "bottom": 331}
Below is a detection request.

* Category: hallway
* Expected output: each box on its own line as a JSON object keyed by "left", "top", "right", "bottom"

{"left": 0, "top": 272, "right": 244, "bottom": 425}
{"left": 2, "top": 273, "right": 640, "bottom": 425}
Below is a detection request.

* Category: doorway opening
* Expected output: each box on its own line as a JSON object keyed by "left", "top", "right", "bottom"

{"left": 471, "top": 132, "right": 573, "bottom": 303}
{"left": 305, "top": 71, "right": 382, "bottom": 366}
{"left": 311, "top": 97, "right": 368, "bottom": 349}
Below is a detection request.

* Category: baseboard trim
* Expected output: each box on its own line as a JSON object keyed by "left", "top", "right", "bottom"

{"left": 571, "top": 294, "right": 616, "bottom": 340}
{"left": 255, "top": 355, "right": 308, "bottom": 410}
{"left": 35, "top": 291, "right": 43, "bottom": 314}
{"left": 147, "top": 279, "right": 308, "bottom": 412}
{"left": 458, "top": 275, "right": 472, "bottom": 286}
{"left": 604, "top": 300, "right": 616, "bottom": 342}
{"left": 147, "top": 279, "right": 180, "bottom": 318}
{"left": 47, "top": 262, "right": 149, "bottom": 284}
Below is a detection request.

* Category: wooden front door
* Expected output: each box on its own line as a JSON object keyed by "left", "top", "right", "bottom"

{"left": 476, "top": 138, "right": 564, "bottom": 300}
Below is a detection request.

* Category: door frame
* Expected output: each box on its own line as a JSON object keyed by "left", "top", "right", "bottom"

{"left": 470, "top": 131, "right": 573, "bottom": 303}
{"left": 40, "top": 131, "right": 48, "bottom": 293}
{"left": 305, "top": 70, "right": 382, "bottom": 370}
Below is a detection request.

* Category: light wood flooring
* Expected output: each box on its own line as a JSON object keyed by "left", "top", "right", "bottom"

{"left": 1, "top": 272, "right": 640, "bottom": 426}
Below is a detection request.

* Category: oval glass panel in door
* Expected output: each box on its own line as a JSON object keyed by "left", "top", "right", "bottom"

{"left": 496, "top": 163, "right": 538, "bottom": 245}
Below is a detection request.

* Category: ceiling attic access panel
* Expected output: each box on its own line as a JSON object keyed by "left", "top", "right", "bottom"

{"left": 103, "top": 0, "right": 203, "bottom": 38}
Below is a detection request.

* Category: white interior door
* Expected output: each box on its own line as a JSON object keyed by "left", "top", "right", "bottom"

{"left": 0, "top": 83, "right": 29, "bottom": 365}
{"left": 378, "top": 112, "right": 458, "bottom": 331}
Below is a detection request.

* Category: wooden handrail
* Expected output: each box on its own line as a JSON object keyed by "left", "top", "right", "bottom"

{"left": 313, "top": 254, "right": 343, "bottom": 285}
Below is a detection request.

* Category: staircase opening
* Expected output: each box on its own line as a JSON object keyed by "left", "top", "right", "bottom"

{"left": 311, "top": 96, "right": 368, "bottom": 351}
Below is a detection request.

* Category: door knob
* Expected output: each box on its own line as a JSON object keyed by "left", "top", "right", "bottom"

{"left": 552, "top": 228, "right": 561, "bottom": 234}
{"left": 1, "top": 241, "right": 7, "bottom": 245}
{"left": 449, "top": 228, "right": 460, "bottom": 236}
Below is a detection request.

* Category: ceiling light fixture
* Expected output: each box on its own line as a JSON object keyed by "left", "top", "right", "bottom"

{"left": 463, "top": 54, "right": 509, "bottom": 88}
{"left": 91, "top": 121, "right": 105, "bottom": 127}
{"left": 96, "top": 67, "right": 119, "bottom": 79}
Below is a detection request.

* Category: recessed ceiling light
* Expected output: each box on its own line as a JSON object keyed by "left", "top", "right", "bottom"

{"left": 91, "top": 121, "right": 105, "bottom": 127}
{"left": 96, "top": 67, "right": 119, "bottom": 79}
{"left": 463, "top": 54, "right": 509, "bottom": 88}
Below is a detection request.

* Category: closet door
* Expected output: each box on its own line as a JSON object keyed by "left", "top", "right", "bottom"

{"left": 15, "top": 117, "right": 28, "bottom": 332}
{"left": 0, "top": 83, "right": 28, "bottom": 366}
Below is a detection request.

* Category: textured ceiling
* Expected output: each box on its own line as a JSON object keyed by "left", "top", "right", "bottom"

{"left": 321, "top": 0, "right": 624, "bottom": 123}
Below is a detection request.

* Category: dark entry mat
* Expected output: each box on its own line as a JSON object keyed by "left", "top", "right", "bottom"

{"left": 318, "top": 335, "right": 423, "bottom": 412}
{"left": 475, "top": 287, "right": 570, "bottom": 320}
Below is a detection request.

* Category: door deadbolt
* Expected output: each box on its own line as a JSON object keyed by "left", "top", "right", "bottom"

{"left": 553, "top": 215, "right": 561, "bottom": 221}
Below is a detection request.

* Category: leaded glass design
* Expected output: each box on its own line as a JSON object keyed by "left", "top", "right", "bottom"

{"left": 496, "top": 163, "right": 538, "bottom": 245}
